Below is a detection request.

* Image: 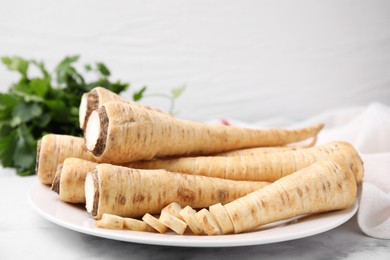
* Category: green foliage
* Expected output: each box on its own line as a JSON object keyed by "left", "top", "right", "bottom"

{"left": 0, "top": 55, "right": 140, "bottom": 176}
{"left": 133, "top": 86, "right": 147, "bottom": 101}
{"left": 171, "top": 86, "right": 186, "bottom": 99}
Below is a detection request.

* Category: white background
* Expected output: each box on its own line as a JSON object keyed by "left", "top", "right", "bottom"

{"left": 1, "top": 0, "right": 390, "bottom": 122}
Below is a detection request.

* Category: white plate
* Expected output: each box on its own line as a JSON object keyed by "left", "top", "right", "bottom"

{"left": 29, "top": 182, "right": 358, "bottom": 247}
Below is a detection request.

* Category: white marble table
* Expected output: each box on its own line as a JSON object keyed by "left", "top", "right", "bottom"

{"left": 1, "top": 168, "right": 389, "bottom": 260}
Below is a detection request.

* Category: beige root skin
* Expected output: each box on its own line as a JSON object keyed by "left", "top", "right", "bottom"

{"left": 87, "top": 164, "right": 269, "bottom": 219}
{"left": 84, "top": 101, "right": 324, "bottom": 164}
{"left": 92, "top": 160, "right": 359, "bottom": 235}
{"left": 79, "top": 87, "right": 126, "bottom": 130}
{"left": 223, "top": 160, "right": 357, "bottom": 234}
{"left": 79, "top": 87, "right": 166, "bottom": 131}
{"left": 52, "top": 158, "right": 97, "bottom": 203}
{"left": 132, "top": 141, "right": 364, "bottom": 184}
{"left": 216, "top": 146, "right": 300, "bottom": 156}
{"left": 36, "top": 134, "right": 97, "bottom": 185}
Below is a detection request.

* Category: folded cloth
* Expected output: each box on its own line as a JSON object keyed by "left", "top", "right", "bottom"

{"left": 223, "top": 102, "right": 390, "bottom": 239}
{"left": 312, "top": 102, "right": 390, "bottom": 239}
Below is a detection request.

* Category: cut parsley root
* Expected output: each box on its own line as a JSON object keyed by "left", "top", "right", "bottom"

{"left": 84, "top": 164, "right": 269, "bottom": 219}
{"left": 96, "top": 213, "right": 124, "bottom": 230}
{"left": 159, "top": 211, "right": 188, "bottom": 235}
{"left": 179, "top": 206, "right": 204, "bottom": 235}
{"left": 209, "top": 203, "right": 234, "bottom": 235}
{"left": 36, "top": 134, "right": 97, "bottom": 185}
{"left": 142, "top": 214, "right": 167, "bottom": 233}
{"left": 79, "top": 87, "right": 126, "bottom": 131}
{"left": 79, "top": 87, "right": 165, "bottom": 131}
{"left": 93, "top": 160, "right": 357, "bottom": 235}
{"left": 84, "top": 101, "right": 324, "bottom": 164}
{"left": 131, "top": 141, "right": 363, "bottom": 184}
{"left": 96, "top": 213, "right": 155, "bottom": 232}
{"left": 161, "top": 202, "right": 184, "bottom": 221}
{"left": 51, "top": 158, "right": 97, "bottom": 203}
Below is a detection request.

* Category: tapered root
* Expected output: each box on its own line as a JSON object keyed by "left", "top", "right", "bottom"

{"left": 84, "top": 101, "right": 324, "bottom": 164}
{"left": 223, "top": 160, "right": 357, "bottom": 233}
{"left": 86, "top": 164, "right": 268, "bottom": 219}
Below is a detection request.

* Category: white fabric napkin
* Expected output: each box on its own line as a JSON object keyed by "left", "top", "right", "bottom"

{"left": 310, "top": 102, "right": 390, "bottom": 239}
{"left": 222, "top": 102, "right": 390, "bottom": 239}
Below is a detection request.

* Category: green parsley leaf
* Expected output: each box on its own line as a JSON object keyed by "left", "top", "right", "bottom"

{"left": 1, "top": 56, "right": 29, "bottom": 78}
{"left": 0, "top": 55, "right": 182, "bottom": 176}
{"left": 96, "top": 62, "right": 111, "bottom": 77}
{"left": 172, "top": 86, "right": 186, "bottom": 98}
{"left": 10, "top": 102, "right": 43, "bottom": 127}
{"left": 133, "top": 86, "right": 147, "bottom": 101}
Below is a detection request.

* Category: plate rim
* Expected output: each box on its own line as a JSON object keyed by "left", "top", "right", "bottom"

{"left": 28, "top": 182, "right": 358, "bottom": 248}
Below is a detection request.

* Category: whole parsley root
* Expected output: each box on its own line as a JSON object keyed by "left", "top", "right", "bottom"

{"left": 216, "top": 146, "right": 302, "bottom": 156}
{"left": 221, "top": 160, "right": 357, "bottom": 234}
{"left": 84, "top": 101, "right": 324, "bottom": 164}
{"left": 84, "top": 164, "right": 269, "bottom": 219}
{"left": 131, "top": 141, "right": 363, "bottom": 184}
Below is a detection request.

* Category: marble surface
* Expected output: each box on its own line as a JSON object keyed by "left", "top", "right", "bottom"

{"left": 1, "top": 168, "right": 389, "bottom": 260}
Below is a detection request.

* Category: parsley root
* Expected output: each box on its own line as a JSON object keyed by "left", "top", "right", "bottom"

{"left": 84, "top": 164, "right": 269, "bottom": 219}
{"left": 131, "top": 141, "right": 363, "bottom": 184}
{"left": 84, "top": 101, "right": 323, "bottom": 164}
{"left": 79, "top": 87, "right": 166, "bottom": 130}
{"left": 51, "top": 158, "right": 97, "bottom": 203}
{"left": 222, "top": 160, "right": 357, "bottom": 233}
{"left": 36, "top": 134, "right": 97, "bottom": 184}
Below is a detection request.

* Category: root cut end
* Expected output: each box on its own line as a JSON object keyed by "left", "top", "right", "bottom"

{"left": 80, "top": 91, "right": 100, "bottom": 130}
{"left": 51, "top": 164, "right": 63, "bottom": 194}
{"left": 85, "top": 170, "right": 99, "bottom": 218}
{"left": 35, "top": 140, "right": 42, "bottom": 176}
{"left": 85, "top": 106, "right": 108, "bottom": 157}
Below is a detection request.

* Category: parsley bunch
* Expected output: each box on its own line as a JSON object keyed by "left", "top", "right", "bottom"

{"left": 0, "top": 55, "right": 181, "bottom": 176}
